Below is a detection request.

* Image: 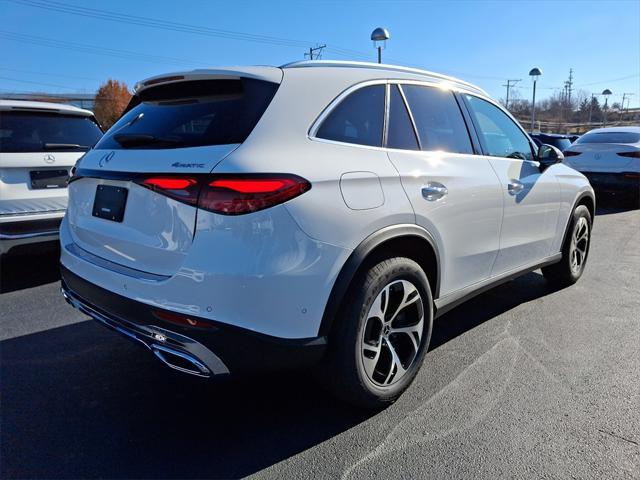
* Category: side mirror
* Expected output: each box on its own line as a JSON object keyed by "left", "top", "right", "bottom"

{"left": 537, "top": 144, "right": 564, "bottom": 170}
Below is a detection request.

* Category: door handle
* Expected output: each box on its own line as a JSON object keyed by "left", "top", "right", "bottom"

{"left": 507, "top": 180, "right": 524, "bottom": 195}
{"left": 421, "top": 182, "right": 448, "bottom": 201}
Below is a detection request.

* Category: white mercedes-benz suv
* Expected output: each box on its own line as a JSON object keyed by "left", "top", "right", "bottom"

{"left": 60, "top": 61, "right": 595, "bottom": 408}
{"left": 0, "top": 100, "right": 102, "bottom": 256}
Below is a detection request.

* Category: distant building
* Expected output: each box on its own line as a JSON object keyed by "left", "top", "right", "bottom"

{"left": 0, "top": 92, "right": 96, "bottom": 111}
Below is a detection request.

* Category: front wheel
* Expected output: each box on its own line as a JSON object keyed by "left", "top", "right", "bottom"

{"left": 542, "top": 204, "right": 592, "bottom": 287}
{"left": 324, "top": 257, "right": 433, "bottom": 409}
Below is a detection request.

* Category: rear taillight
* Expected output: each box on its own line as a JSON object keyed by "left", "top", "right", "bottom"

{"left": 563, "top": 151, "right": 581, "bottom": 156}
{"left": 140, "top": 176, "right": 200, "bottom": 206}
{"left": 623, "top": 172, "right": 640, "bottom": 179}
{"left": 200, "top": 175, "right": 311, "bottom": 215}
{"left": 617, "top": 151, "right": 640, "bottom": 158}
{"left": 136, "top": 174, "right": 311, "bottom": 215}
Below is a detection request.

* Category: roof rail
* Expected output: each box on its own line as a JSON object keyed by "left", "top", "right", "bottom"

{"left": 280, "top": 60, "right": 486, "bottom": 95}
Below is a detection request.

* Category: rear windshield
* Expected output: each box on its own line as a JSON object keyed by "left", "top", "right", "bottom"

{"left": 96, "top": 78, "right": 279, "bottom": 150}
{"left": 577, "top": 131, "right": 640, "bottom": 144}
{"left": 0, "top": 111, "right": 103, "bottom": 152}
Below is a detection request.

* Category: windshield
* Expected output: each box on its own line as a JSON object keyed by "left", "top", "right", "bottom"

{"left": 577, "top": 131, "right": 640, "bottom": 144}
{"left": 548, "top": 138, "right": 572, "bottom": 151}
{"left": 96, "top": 78, "right": 279, "bottom": 150}
{"left": 0, "top": 111, "right": 102, "bottom": 152}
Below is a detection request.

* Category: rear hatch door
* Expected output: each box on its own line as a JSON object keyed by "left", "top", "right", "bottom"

{"left": 66, "top": 70, "right": 281, "bottom": 276}
{"left": 0, "top": 110, "right": 102, "bottom": 216}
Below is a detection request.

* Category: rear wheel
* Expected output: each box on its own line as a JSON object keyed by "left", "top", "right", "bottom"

{"left": 324, "top": 257, "right": 433, "bottom": 409}
{"left": 542, "top": 205, "right": 592, "bottom": 287}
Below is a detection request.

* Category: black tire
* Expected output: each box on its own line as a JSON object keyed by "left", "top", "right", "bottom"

{"left": 323, "top": 257, "right": 433, "bottom": 409}
{"left": 542, "top": 204, "right": 592, "bottom": 288}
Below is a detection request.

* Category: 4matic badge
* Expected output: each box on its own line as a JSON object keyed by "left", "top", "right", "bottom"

{"left": 171, "top": 162, "right": 205, "bottom": 168}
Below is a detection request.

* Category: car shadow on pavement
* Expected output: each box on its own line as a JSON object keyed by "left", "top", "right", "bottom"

{"left": 0, "top": 269, "right": 565, "bottom": 479}
{"left": 0, "top": 320, "right": 370, "bottom": 479}
{"left": 0, "top": 242, "right": 61, "bottom": 293}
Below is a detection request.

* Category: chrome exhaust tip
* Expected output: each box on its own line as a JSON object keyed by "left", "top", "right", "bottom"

{"left": 151, "top": 344, "right": 211, "bottom": 378}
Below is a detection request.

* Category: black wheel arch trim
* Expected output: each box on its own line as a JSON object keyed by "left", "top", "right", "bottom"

{"left": 318, "top": 223, "right": 441, "bottom": 337}
{"left": 560, "top": 190, "right": 596, "bottom": 248}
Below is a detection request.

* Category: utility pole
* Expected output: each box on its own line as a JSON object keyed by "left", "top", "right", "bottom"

{"left": 305, "top": 44, "right": 326, "bottom": 60}
{"left": 588, "top": 93, "right": 595, "bottom": 124}
{"left": 621, "top": 93, "right": 634, "bottom": 119}
{"left": 502, "top": 79, "right": 521, "bottom": 109}
{"left": 567, "top": 68, "right": 573, "bottom": 106}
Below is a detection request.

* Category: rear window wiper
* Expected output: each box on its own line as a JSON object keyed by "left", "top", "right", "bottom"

{"left": 43, "top": 143, "right": 91, "bottom": 150}
{"left": 113, "top": 133, "right": 184, "bottom": 148}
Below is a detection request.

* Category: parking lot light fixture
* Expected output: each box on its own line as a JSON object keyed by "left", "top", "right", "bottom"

{"left": 529, "top": 67, "right": 542, "bottom": 132}
{"left": 371, "top": 27, "right": 390, "bottom": 64}
{"left": 602, "top": 89, "right": 612, "bottom": 126}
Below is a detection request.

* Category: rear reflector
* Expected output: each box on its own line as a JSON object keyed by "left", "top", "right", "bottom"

{"left": 153, "top": 309, "right": 213, "bottom": 328}
{"left": 617, "top": 151, "right": 640, "bottom": 158}
{"left": 563, "top": 151, "right": 581, "bottom": 156}
{"left": 136, "top": 174, "right": 311, "bottom": 215}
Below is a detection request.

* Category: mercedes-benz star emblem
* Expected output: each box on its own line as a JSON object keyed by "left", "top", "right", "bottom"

{"left": 44, "top": 154, "right": 55, "bottom": 164}
{"left": 99, "top": 151, "right": 115, "bottom": 167}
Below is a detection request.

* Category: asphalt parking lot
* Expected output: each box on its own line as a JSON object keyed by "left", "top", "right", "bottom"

{"left": 1, "top": 204, "right": 639, "bottom": 479}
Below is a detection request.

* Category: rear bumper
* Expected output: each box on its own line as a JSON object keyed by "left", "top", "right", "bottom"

{"left": 0, "top": 212, "right": 64, "bottom": 253}
{"left": 582, "top": 172, "right": 640, "bottom": 196}
{"left": 60, "top": 266, "right": 327, "bottom": 377}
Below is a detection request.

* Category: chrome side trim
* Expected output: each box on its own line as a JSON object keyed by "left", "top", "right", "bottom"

{"left": 0, "top": 230, "right": 58, "bottom": 240}
{"left": 61, "top": 284, "right": 230, "bottom": 377}
{"left": 64, "top": 242, "right": 170, "bottom": 282}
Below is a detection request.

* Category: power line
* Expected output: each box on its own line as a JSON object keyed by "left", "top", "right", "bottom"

{"left": 0, "top": 30, "right": 208, "bottom": 67}
{"left": 5, "top": 0, "right": 315, "bottom": 49}
{"left": 0, "top": 66, "right": 101, "bottom": 82}
{"left": 0, "top": 75, "right": 86, "bottom": 90}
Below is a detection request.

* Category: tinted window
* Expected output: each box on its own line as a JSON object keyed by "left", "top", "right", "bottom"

{"left": 549, "top": 138, "right": 572, "bottom": 151}
{"left": 316, "top": 85, "right": 385, "bottom": 147}
{"left": 96, "top": 78, "right": 278, "bottom": 150}
{"left": 577, "top": 131, "right": 640, "bottom": 144}
{"left": 0, "top": 112, "right": 102, "bottom": 153}
{"left": 402, "top": 85, "right": 472, "bottom": 154}
{"left": 387, "top": 85, "right": 419, "bottom": 150}
{"left": 465, "top": 95, "right": 533, "bottom": 160}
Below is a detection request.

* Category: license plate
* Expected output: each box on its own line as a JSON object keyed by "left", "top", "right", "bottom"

{"left": 30, "top": 170, "right": 69, "bottom": 189}
{"left": 92, "top": 185, "right": 128, "bottom": 222}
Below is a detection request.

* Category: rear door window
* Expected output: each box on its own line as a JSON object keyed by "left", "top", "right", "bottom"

{"left": 387, "top": 85, "right": 419, "bottom": 150}
{"left": 464, "top": 95, "right": 534, "bottom": 160}
{"left": 402, "top": 85, "right": 473, "bottom": 154}
{"left": 96, "top": 78, "right": 279, "bottom": 150}
{"left": 0, "top": 112, "right": 102, "bottom": 152}
{"left": 316, "top": 85, "right": 385, "bottom": 147}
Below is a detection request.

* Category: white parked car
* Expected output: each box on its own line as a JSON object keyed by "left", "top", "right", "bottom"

{"left": 563, "top": 126, "right": 640, "bottom": 205}
{"left": 0, "top": 100, "right": 102, "bottom": 255}
{"left": 60, "top": 61, "right": 594, "bottom": 408}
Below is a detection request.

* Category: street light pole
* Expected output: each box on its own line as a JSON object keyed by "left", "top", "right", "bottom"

{"left": 371, "top": 27, "right": 390, "bottom": 64}
{"left": 602, "top": 89, "right": 612, "bottom": 127}
{"left": 529, "top": 67, "right": 542, "bottom": 132}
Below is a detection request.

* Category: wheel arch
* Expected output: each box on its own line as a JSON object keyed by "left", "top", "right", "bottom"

{"left": 560, "top": 190, "right": 596, "bottom": 248}
{"left": 318, "top": 224, "right": 440, "bottom": 337}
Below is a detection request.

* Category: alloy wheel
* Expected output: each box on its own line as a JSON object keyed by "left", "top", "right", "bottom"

{"left": 570, "top": 216, "right": 589, "bottom": 274}
{"left": 361, "top": 279, "right": 425, "bottom": 387}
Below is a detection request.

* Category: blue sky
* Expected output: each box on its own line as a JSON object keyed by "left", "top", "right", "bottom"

{"left": 1, "top": 0, "right": 639, "bottom": 107}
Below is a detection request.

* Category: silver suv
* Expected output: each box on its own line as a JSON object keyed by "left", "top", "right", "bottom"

{"left": 60, "top": 61, "right": 595, "bottom": 408}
